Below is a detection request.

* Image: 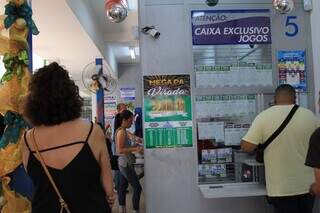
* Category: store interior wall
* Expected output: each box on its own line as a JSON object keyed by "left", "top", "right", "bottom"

{"left": 66, "top": 0, "right": 118, "bottom": 74}
{"left": 310, "top": 3, "right": 320, "bottom": 211}
{"left": 140, "top": 2, "right": 271, "bottom": 213}
{"left": 116, "top": 63, "right": 143, "bottom": 107}
{"left": 140, "top": 0, "right": 316, "bottom": 212}
{"left": 311, "top": 0, "right": 320, "bottom": 116}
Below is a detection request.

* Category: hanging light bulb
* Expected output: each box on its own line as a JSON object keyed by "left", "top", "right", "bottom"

{"left": 273, "top": 0, "right": 294, "bottom": 14}
{"left": 105, "top": 0, "right": 128, "bottom": 23}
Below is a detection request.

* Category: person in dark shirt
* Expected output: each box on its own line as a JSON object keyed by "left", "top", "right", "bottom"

{"left": 0, "top": 114, "right": 5, "bottom": 138}
{"left": 306, "top": 127, "right": 320, "bottom": 196}
{"left": 21, "top": 62, "right": 115, "bottom": 212}
{"left": 97, "top": 122, "right": 119, "bottom": 171}
{"left": 305, "top": 93, "right": 320, "bottom": 196}
{"left": 134, "top": 107, "right": 143, "bottom": 138}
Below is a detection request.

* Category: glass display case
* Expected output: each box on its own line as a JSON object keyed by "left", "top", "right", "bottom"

{"left": 195, "top": 94, "right": 267, "bottom": 198}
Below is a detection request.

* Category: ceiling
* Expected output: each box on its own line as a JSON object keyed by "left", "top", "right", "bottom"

{"left": 0, "top": 0, "right": 139, "bottom": 93}
{"left": 67, "top": 0, "right": 140, "bottom": 65}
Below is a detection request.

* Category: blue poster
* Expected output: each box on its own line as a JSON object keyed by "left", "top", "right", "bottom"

{"left": 278, "top": 50, "right": 307, "bottom": 92}
{"left": 120, "top": 87, "right": 136, "bottom": 101}
{"left": 191, "top": 9, "right": 271, "bottom": 45}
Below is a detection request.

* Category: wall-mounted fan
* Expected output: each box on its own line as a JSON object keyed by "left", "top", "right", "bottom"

{"left": 82, "top": 61, "right": 117, "bottom": 95}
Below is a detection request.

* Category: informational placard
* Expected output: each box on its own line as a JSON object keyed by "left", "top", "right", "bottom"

{"left": 278, "top": 50, "right": 306, "bottom": 92}
{"left": 104, "top": 96, "right": 117, "bottom": 119}
{"left": 198, "top": 121, "right": 224, "bottom": 141}
{"left": 195, "top": 63, "right": 272, "bottom": 88}
{"left": 224, "top": 123, "right": 250, "bottom": 146}
{"left": 120, "top": 87, "right": 136, "bottom": 101}
{"left": 195, "top": 95, "right": 256, "bottom": 119}
{"left": 143, "top": 75, "right": 193, "bottom": 148}
{"left": 191, "top": 9, "right": 271, "bottom": 45}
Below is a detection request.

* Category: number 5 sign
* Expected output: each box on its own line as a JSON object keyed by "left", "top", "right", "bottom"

{"left": 285, "top": 16, "right": 299, "bottom": 37}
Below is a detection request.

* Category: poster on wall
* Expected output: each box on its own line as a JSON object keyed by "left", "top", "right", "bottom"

{"left": 191, "top": 9, "right": 273, "bottom": 88}
{"left": 104, "top": 95, "right": 117, "bottom": 119}
{"left": 143, "top": 75, "right": 193, "bottom": 149}
{"left": 191, "top": 9, "right": 271, "bottom": 45}
{"left": 278, "top": 50, "right": 306, "bottom": 92}
{"left": 195, "top": 95, "right": 256, "bottom": 119}
{"left": 194, "top": 63, "right": 273, "bottom": 88}
{"left": 120, "top": 87, "right": 136, "bottom": 101}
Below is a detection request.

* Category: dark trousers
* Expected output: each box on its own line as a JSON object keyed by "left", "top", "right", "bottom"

{"left": 118, "top": 165, "right": 142, "bottom": 211}
{"left": 268, "top": 193, "right": 314, "bottom": 213}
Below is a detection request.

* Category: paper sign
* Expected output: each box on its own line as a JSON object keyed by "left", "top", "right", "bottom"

{"left": 198, "top": 122, "right": 225, "bottom": 141}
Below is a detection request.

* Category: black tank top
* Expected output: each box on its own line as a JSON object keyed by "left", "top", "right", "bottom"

{"left": 24, "top": 122, "right": 111, "bottom": 213}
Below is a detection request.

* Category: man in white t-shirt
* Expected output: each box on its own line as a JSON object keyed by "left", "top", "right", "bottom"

{"left": 241, "top": 84, "right": 320, "bottom": 213}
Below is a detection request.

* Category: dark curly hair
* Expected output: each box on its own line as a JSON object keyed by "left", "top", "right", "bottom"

{"left": 24, "top": 62, "right": 83, "bottom": 126}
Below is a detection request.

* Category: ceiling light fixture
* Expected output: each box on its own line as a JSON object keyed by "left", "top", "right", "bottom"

{"left": 273, "top": 0, "right": 294, "bottom": 14}
{"left": 129, "top": 47, "right": 136, "bottom": 60}
{"left": 105, "top": 0, "right": 128, "bottom": 23}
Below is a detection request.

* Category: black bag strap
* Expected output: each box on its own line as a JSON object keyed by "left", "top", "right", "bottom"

{"left": 260, "top": 104, "right": 299, "bottom": 151}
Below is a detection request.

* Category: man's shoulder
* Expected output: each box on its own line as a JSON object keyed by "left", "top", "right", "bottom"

{"left": 261, "top": 105, "right": 314, "bottom": 116}
{"left": 255, "top": 106, "right": 276, "bottom": 119}
{"left": 297, "top": 106, "right": 314, "bottom": 115}
{"left": 295, "top": 106, "right": 319, "bottom": 123}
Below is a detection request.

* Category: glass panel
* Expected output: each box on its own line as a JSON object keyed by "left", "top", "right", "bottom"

{"left": 195, "top": 94, "right": 264, "bottom": 184}
{"left": 191, "top": 9, "right": 272, "bottom": 186}
{"left": 194, "top": 44, "right": 273, "bottom": 88}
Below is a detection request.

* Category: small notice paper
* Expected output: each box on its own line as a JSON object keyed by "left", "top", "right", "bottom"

{"left": 198, "top": 122, "right": 225, "bottom": 141}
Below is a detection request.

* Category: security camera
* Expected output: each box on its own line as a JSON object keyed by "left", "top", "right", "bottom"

{"left": 141, "top": 26, "right": 160, "bottom": 39}
{"left": 206, "top": 0, "right": 219, "bottom": 6}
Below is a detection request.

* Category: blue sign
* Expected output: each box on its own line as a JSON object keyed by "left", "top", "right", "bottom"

{"left": 191, "top": 9, "right": 271, "bottom": 45}
{"left": 120, "top": 87, "right": 136, "bottom": 101}
{"left": 278, "top": 50, "right": 307, "bottom": 92}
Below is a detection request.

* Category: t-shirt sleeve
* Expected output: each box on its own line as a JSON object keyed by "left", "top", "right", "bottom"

{"left": 305, "top": 128, "right": 320, "bottom": 168}
{"left": 242, "top": 114, "right": 264, "bottom": 145}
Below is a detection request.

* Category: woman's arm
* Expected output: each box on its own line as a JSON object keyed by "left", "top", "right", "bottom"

{"left": 93, "top": 126, "right": 116, "bottom": 206}
{"left": 126, "top": 131, "right": 143, "bottom": 145}
{"left": 116, "top": 129, "right": 141, "bottom": 154}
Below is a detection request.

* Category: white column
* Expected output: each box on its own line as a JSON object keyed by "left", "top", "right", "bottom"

{"left": 310, "top": 5, "right": 320, "bottom": 213}
{"left": 311, "top": 0, "right": 320, "bottom": 115}
{"left": 91, "top": 93, "right": 97, "bottom": 122}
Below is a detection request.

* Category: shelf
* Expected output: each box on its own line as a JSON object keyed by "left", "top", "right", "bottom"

{"left": 199, "top": 182, "right": 266, "bottom": 198}
{"left": 243, "top": 159, "right": 264, "bottom": 166}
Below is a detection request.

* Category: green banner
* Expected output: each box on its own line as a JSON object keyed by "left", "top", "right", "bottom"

{"left": 143, "top": 75, "right": 193, "bottom": 149}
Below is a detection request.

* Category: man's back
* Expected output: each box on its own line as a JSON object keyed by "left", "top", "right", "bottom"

{"left": 243, "top": 105, "right": 320, "bottom": 196}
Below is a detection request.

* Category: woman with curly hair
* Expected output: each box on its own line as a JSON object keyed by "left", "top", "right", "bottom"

{"left": 21, "top": 62, "right": 115, "bottom": 213}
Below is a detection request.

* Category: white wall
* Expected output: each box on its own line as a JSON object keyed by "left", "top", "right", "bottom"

{"left": 140, "top": 0, "right": 316, "bottom": 213}
{"left": 116, "top": 63, "right": 142, "bottom": 107}
{"left": 91, "top": 93, "right": 97, "bottom": 122}
{"left": 310, "top": 1, "right": 320, "bottom": 211}
{"left": 311, "top": 0, "right": 320, "bottom": 115}
{"left": 0, "top": 53, "right": 44, "bottom": 79}
{"left": 66, "top": 0, "right": 118, "bottom": 75}
{"left": 0, "top": 56, "right": 4, "bottom": 79}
